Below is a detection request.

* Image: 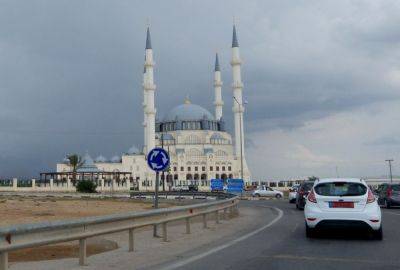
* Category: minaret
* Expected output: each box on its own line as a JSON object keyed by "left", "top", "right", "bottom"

{"left": 142, "top": 56, "right": 147, "bottom": 154}
{"left": 143, "top": 26, "right": 156, "bottom": 154}
{"left": 213, "top": 53, "right": 223, "bottom": 121}
{"left": 231, "top": 24, "right": 245, "bottom": 159}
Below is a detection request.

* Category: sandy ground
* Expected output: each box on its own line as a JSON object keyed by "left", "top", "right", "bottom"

{"left": 10, "top": 204, "right": 274, "bottom": 270}
{"left": 0, "top": 197, "right": 169, "bottom": 226}
{"left": 0, "top": 196, "right": 170, "bottom": 263}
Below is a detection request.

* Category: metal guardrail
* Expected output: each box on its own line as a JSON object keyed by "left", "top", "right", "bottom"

{"left": 0, "top": 192, "right": 239, "bottom": 269}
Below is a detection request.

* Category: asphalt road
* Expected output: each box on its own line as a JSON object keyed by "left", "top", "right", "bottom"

{"left": 157, "top": 200, "right": 400, "bottom": 270}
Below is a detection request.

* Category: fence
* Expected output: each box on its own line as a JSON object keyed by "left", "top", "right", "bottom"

{"left": 0, "top": 192, "right": 239, "bottom": 270}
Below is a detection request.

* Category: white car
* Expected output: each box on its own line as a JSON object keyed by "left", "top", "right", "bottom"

{"left": 252, "top": 186, "right": 283, "bottom": 198}
{"left": 289, "top": 184, "right": 300, "bottom": 203}
{"left": 304, "top": 178, "right": 382, "bottom": 239}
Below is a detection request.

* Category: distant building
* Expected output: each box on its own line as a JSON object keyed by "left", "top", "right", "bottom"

{"left": 57, "top": 25, "right": 251, "bottom": 190}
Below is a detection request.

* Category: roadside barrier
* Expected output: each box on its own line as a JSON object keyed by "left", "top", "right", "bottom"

{"left": 0, "top": 192, "right": 239, "bottom": 269}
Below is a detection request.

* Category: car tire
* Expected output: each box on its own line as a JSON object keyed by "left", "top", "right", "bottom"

{"left": 255, "top": 193, "right": 261, "bottom": 198}
{"left": 372, "top": 226, "right": 383, "bottom": 240}
{"left": 275, "top": 194, "right": 282, "bottom": 199}
{"left": 305, "top": 223, "right": 316, "bottom": 238}
{"left": 384, "top": 199, "right": 391, "bottom": 209}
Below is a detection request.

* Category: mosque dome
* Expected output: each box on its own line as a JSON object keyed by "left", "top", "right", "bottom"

{"left": 164, "top": 98, "right": 214, "bottom": 122}
{"left": 77, "top": 153, "right": 99, "bottom": 172}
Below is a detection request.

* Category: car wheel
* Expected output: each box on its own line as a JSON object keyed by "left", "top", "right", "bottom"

{"left": 305, "top": 223, "right": 316, "bottom": 238}
{"left": 255, "top": 193, "right": 261, "bottom": 198}
{"left": 372, "top": 226, "right": 383, "bottom": 240}
{"left": 384, "top": 199, "right": 391, "bottom": 209}
{"left": 275, "top": 194, "right": 282, "bottom": 199}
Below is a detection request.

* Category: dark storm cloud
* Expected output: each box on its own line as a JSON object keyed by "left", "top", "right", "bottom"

{"left": 1, "top": 0, "right": 400, "bottom": 178}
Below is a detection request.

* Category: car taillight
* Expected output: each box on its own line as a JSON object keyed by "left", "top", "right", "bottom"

{"left": 367, "top": 189, "right": 375, "bottom": 204}
{"left": 387, "top": 187, "right": 393, "bottom": 198}
{"left": 308, "top": 189, "right": 317, "bottom": 203}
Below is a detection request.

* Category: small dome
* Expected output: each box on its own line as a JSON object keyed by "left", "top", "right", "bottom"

{"left": 62, "top": 157, "right": 70, "bottom": 164}
{"left": 77, "top": 153, "right": 99, "bottom": 172}
{"left": 164, "top": 102, "right": 214, "bottom": 122}
{"left": 210, "top": 133, "right": 224, "bottom": 140}
{"left": 95, "top": 155, "right": 107, "bottom": 163}
{"left": 127, "top": 146, "right": 140, "bottom": 155}
{"left": 111, "top": 155, "right": 121, "bottom": 163}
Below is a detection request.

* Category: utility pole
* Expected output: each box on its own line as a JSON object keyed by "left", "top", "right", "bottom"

{"left": 385, "top": 159, "right": 394, "bottom": 183}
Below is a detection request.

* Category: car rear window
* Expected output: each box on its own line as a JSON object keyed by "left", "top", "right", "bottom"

{"left": 314, "top": 182, "right": 367, "bottom": 196}
{"left": 392, "top": 185, "right": 400, "bottom": 191}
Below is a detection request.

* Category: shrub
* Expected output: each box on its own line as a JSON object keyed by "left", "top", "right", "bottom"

{"left": 76, "top": 180, "right": 97, "bottom": 193}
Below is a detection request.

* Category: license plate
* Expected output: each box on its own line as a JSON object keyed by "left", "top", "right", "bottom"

{"left": 329, "top": 201, "right": 354, "bottom": 208}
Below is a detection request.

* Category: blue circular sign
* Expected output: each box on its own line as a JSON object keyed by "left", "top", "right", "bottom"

{"left": 147, "top": 148, "right": 170, "bottom": 172}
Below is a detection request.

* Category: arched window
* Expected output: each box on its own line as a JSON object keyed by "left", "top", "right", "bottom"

{"left": 187, "top": 148, "right": 202, "bottom": 157}
{"left": 194, "top": 174, "right": 199, "bottom": 180}
{"left": 215, "top": 150, "right": 228, "bottom": 157}
{"left": 186, "top": 174, "right": 193, "bottom": 180}
{"left": 185, "top": 135, "right": 202, "bottom": 144}
{"left": 216, "top": 174, "right": 220, "bottom": 179}
{"left": 201, "top": 174, "right": 207, "bottom": 180}
{"left": 174, "top": 174, "right": 178, "bottom": 180}
{"left": 228, "top": 174, "right": 233, "bottom": 179}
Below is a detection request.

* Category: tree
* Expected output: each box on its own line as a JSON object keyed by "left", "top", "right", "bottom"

{"left": 308, "top": 176, "right": 319, "bottom": 181}
{"left": 67, "top": 154, "right": 83, "bottom": 183}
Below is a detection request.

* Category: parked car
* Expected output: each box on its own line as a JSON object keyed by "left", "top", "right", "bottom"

{"left": 171, "top": 185, "right": 189, "bottom": 192}
{"left": 252, "top": 186, "right": 283, "bottom": 198}
{"left": 188, "top": 184, "right": 198, "bottom": 192}
{"left": 289, "top": 184, "right": 300, "bottom": 203}
{"left": 376, "top": 183, "right": 400, "bottom": 208}
{"left": 296, "top": 181, "right": 314, "bottom": 210}
{"left": 304, "top": 178, "right": 382, "bottom": 240}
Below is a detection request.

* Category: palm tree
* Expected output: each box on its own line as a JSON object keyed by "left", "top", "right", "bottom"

{"left": 67, "top": 154, "right": 82, "bottom": 184}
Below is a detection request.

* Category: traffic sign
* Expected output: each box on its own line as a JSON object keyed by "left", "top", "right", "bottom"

{"left": 147, "top": 148, "right": 170, "bottom": 172}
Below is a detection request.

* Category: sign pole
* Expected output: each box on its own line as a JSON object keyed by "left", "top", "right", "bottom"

{"left": 153, "top": 171, "right": 160, "bottom": 237}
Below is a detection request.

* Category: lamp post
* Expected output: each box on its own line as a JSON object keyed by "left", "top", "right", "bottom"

{"left": 233, "top": 96, "right": 244, "bottom": 181}
{"left": 385, "top": 159, "right": 394, "bottom": 183}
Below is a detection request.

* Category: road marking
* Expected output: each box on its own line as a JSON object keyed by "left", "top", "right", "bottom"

{"left": 268, "top": 254, "right": 390, "bottom": 264}
{"left": 159, "top": 206, "right": 284, "bottom": 270}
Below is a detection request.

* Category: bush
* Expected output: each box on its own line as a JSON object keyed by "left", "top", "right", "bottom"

{"left": 76, "top": 180, "right": 97, "bottom": 193}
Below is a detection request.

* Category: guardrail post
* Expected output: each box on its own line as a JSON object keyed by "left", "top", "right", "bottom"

{"left": 185, "top": 217, "right": 191, "bottom": 234}
{"left": 79, "top": 238, "right": 88, "bottom": 266}
{"left": 223, "top": 208, "right": 228, "bottom": 220}
{"left": 0, "top": 252, "right": 8, "bottom": 270}
{"left": 215, "top": 210, "right": 220, "bottom": 224}
{"left": 162, "top": 222, "right": 168, "bottom": 242}
{"left": 12, "top": 178, "right": 17, "bottom": 191}
{"left": 202, "top": 213, "right": 207, "bottom": 229}
{"left": 128, "top": 228, "right": 135, "bottom": 252}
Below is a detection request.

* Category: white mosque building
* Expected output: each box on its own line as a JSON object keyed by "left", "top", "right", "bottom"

{"left": 56, "top": 25, "right": 251, "bottom": 191}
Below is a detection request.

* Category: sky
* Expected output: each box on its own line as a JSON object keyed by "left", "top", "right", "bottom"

{"left": 1, "top": 0, "right": 400, "bottom": 180}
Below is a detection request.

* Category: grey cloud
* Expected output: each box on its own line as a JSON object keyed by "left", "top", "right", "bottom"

{"left": 1, "top": 0, "right": 400, "bottom": 178}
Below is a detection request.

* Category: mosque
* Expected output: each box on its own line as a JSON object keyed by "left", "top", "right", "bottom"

{"left": 56, "top": 25, "right": 251, "bottom": 191}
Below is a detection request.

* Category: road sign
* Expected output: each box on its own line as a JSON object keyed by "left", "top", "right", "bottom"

{"left": 211, "top": 179, "right": 224, "bottom": 191}
{"left": 147, "top": 148, "right": 170, "bottom": 172}
{"left": 227, "top": 179, "right": 244, "bottom": 194}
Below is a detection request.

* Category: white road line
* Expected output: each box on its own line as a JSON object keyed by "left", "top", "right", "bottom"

{"left": 159, "top": 206, "right": 284, "bottom": 270}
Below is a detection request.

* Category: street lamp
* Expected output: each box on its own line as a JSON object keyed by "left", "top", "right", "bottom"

{"left": 385, "top": 159, "right": 394, "bottom": 183}
{"left": 233, "top": 96, "right": 246, "bottom": 181}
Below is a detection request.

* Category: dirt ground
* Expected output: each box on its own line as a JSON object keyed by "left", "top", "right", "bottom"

{"left": 0, "top": 197, "right": 168, "bottom": 226}
{"left": 0, "top": 197, "right": 170, "bottom": 262}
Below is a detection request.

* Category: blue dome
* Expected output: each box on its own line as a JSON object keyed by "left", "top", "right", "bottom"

{"left": 164, "top": 103, "right": 214, "bottom": 122}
